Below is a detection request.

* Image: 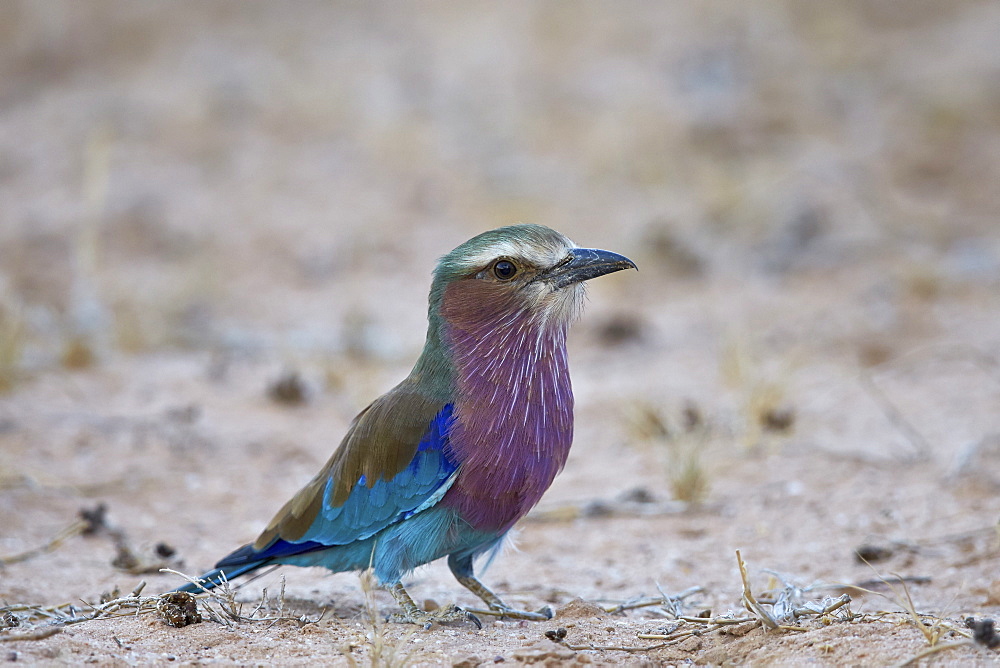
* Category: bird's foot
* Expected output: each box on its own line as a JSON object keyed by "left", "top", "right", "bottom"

{"left": 388, "top": 582, "right": 482, "bottom": 629}
{"left": 467, "top": 604, "right": 554, "bottom": 622}
{"left": 389, "top": 604, "right": 482, "bottom": 630}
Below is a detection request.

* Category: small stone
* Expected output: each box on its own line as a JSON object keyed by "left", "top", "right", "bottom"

{"left": 111, "top": 544, "right": 141, "bottom": 572}
{"left": 596, "top": 314, "right": 644, "bottom": 346}
{"left": 79, "top": 503, "right": 109, "bottom": 535}
{"left": 761, "top": 406, "right": 795, "bottom": 433}
{"left": 544, "top": 628, "right": 568, "bottom": 643}
{"left": 268, "top": 371, "right": 308, "bottom": 405}
{"left": 155, "top": 542, "right": 177, "bottom": 558}
{"left": 968, "top": 617, "right": 1000, "bottom": 649}
{"left": 855, "top": 544, "right": 894, "bottom": 563}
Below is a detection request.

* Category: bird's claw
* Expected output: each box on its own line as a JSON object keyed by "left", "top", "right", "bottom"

{"left": 534, "top": 605, "right": 555, "bottom": 620}
{"left": 390, "top": 604, "right": 482, "bottom": 630}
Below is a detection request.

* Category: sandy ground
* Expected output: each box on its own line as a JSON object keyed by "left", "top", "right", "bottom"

{"left": 2, "top": 2, "right": 1000, "bottom": 665}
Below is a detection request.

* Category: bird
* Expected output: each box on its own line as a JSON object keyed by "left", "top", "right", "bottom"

{"left": 174, "top": 224, "right": 636, "bottom": 627}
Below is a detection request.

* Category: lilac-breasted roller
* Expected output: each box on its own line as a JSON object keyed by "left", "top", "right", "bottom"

{"left": 175, "top": 224, "right": 636, "bottom": 626}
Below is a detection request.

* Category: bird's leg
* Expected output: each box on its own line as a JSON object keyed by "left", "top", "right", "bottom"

{"left": 387, "top": 582, "right": 482, "bottom": 630}
{"left": 448, "top": 554, "right": 554, "bottom": 622}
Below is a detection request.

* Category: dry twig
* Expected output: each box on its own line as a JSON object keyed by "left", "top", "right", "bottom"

{"left": 160, "top": 569, "right": 323, "bottom": 628}
{"left": 601, "top": 585, "right": 705, "bottom": 616}
{"left": 893, "top": 640, "right": 975, "bottom": 668}
{"left": 0, "top": 570, "right": 323, "bottom": 642}
{"left": 737, "top": 550, "right": 779, "bottom": 630}
{"left": 0, "top": 627, "right": 63, "bottom": 643}
{"left": 0, "top": 519, "right": 90, "bottom": 566}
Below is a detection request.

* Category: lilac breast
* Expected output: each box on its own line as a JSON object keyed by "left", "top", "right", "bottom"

{"left": 440, "top": 308, "right": 575, "bottom": 533}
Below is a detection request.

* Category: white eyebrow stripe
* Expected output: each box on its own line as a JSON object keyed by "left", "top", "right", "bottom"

{"left": 455, "top": 238, "right": 577, "bottom": 272}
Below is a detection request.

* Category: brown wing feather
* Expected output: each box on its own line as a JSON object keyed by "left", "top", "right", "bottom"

{"left": 252, "top": 381, "right": 446, "bottom": 549}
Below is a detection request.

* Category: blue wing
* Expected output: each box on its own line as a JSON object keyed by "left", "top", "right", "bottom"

{"left": 215, "top": 403, "right": 459, "bottom": 568}
{"left": 297, "top": 403, "right": 458, "bottom": 545}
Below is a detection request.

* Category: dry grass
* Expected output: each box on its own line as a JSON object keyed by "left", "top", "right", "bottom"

{"left": 550, "top": 550, "right": 989, "bottom": 663}
{"left": 720, "top": 335, "right": 797, "bottom": 451}
{"left": 341, "top": 569, "right": 413, "bottom": 668}
{"left": 844, "top": 562, "right": 982, "bottom": 667}
{"left": 0, "top": 570, "right": 323, "bottom": 647}
{"left": 546, "top": 551, "right": 858, "bottom": 655}
{"left": 163, "top": 569, "right": 323, "bottom": 629}
{"left": 627, "top": 402, "right": 712, "bottom": 504}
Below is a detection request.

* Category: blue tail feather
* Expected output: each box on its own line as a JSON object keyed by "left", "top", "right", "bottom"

{"left": 172, "top": 539, "right": 332, "bottom": 593}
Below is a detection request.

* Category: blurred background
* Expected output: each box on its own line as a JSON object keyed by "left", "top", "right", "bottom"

{"left": 1, "top": 1, "right": 997, "bottom": 376}
{"left": 2, "top": 1, "right": 1000, "bottom": 649}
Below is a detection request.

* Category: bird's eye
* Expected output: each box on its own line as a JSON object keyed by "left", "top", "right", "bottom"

{"left": 492, "top": 259, "right": 518, "bottom": 280}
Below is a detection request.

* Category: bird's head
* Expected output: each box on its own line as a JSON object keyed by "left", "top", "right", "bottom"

{"left": 429, "top": 224, "right": 636, "bottom": 333}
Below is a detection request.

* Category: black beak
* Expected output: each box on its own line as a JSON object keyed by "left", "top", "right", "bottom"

{"left": 544, "top": 248, "right": 637, "bottom": 289}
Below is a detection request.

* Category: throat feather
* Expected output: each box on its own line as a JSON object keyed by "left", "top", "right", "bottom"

{"left": 437, "top": 281, "right": 575, "bottom": 532}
